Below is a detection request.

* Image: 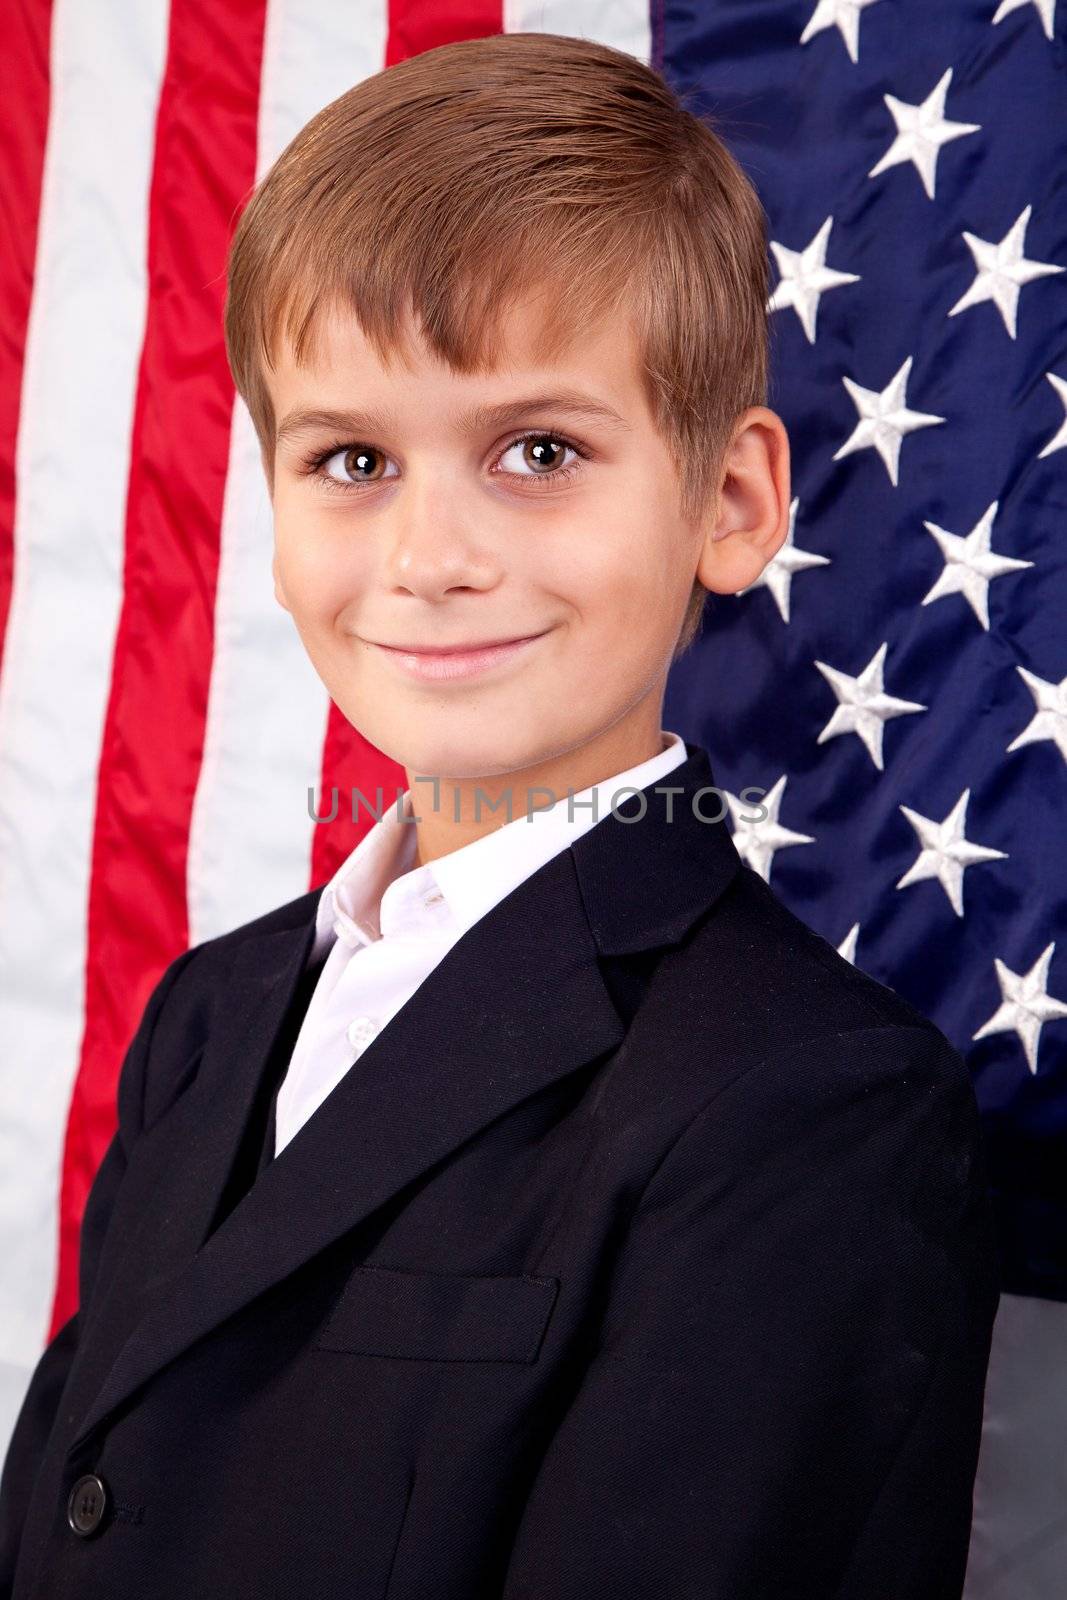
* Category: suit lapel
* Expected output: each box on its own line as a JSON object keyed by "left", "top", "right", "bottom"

{"left": 70, "top": 740, "right": 743, "bottom": 1452}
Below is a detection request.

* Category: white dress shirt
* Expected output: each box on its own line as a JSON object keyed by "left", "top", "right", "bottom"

{"left": 273, "top": 730, "right": 689, "bottom": 1156}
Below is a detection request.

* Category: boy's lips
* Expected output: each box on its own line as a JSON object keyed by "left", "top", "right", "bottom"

{"left": 366, "top": 629, "right": 551, "bottom": 683}
{"left": 373, "top": 631, "right": 546, "bottom": 655}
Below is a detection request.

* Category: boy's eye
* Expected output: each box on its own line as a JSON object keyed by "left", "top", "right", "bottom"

{"left": 319, "top": 446, "right": 398, "bottom": 486}
{"left": 305, "top": 431, "right": 586, "bottom": 496}
{"left": 495, "top": 435, "right": 578, "bottom": 477}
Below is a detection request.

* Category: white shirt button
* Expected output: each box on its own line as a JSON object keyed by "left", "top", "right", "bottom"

{"left": 424, "top": 891, "right": 444, "bottom": 907}
{"left": 346, "top": 1016, "right": 379, "bottom": 1052}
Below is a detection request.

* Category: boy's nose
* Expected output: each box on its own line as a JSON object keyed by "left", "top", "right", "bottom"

{"left": 384, "top": 508, "right": 502, "bottom": 601}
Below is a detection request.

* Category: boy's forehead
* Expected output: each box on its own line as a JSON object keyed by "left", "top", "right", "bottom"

{"left": 269, "top": 291, "right": 647, "bottom": 426}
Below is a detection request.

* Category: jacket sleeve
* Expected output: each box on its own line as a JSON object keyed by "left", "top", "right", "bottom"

{"left": 501, "top": 1023, "right": 1002, "bottom": 1600}
{"left": 0, "top": 945, "right": 200, "bottom": 1597}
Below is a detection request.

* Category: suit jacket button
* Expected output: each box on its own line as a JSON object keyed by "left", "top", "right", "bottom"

{"left": 67, "top": 1473, "right": 108, "bottom": 1537}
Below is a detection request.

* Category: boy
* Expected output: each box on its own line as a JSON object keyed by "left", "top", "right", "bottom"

{"left": 0, "top": 31, "right": 999, "bottom": 1600}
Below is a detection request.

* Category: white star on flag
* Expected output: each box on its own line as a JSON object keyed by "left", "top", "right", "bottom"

{"left": 833, "top": 355, "right": 945, "bottom": 486}
{"left": 723, "top": 775, "right": 815, "bottom": 883}
{"left": 868, "top": 68, "right": 980, "bottom": 201}
{"left": 992, "top": 0, "right": 1057, "bottom": 42}
{"left": 973, "top": 942, "right": 1067, "bottom": 1074}
{"left": 948, "top": 203, "right": 1063, "bottom": 340}
{"left": 800, "top": 0, "right": 884, "bottom": 63}
{"left": 768, "top": 217, "right": 860, "bottom": 342}
{"left": 920, "top": 501, "right": 1033, "bottom": 630}
{"left": 896, "top": 789, "right": 1008, "bottom": 917}
{"left": 1008, "top": 668, "right": 1067, "bottom": 765}
{"left": 1038, "top": 372, "right": 1067, "bottom": 458}
{"left": 737, "top": 498, "right": 830, "bottom": 622}
{"left": 814, "top": 641, "right": 927, "bottom": 770}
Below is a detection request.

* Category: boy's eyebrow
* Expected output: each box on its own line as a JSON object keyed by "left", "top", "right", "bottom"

{"left": 275, "top": 392, "right": 632, "bottom": 447}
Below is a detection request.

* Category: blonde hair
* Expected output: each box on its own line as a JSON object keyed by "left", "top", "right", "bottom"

{"left": 224, "top": 32, "right": 771, "bottom": 657}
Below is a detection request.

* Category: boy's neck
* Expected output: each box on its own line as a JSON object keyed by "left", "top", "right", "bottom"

{"left": 409, "top": 713, "right": 672, "bottom": 868}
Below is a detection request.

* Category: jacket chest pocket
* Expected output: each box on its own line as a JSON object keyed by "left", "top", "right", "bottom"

{"left": 316, "top": 1264, "right": 560, "bottom": 1364}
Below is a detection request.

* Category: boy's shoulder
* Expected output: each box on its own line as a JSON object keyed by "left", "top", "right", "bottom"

{"left": 216, "top": 883, "right": 325, "bottom": 947}
{"left": 706, "top": 859, "right": 941, "bottom": 1036}
{"left": 140, "top": 885, "right": 324, "bottom": 1080}
{"left": 162, "top": 882, "right": 323, "bottom": 1000}
{"left": 188, "top": 883, "right": 323, "bottom": 971}
{"left": 665, "top": 857, "right": 971, "bottom": 1120}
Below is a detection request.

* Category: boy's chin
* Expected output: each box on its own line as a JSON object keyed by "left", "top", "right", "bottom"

{"left": 359, "top": 716, "right": 558, "bottom": 788}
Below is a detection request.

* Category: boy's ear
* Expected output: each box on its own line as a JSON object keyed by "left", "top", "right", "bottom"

{"left": 695, "top": 407, "right": 791, "bottom": 596}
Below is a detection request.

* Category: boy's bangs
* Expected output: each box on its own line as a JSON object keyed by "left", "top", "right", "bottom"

{"left": 260, "top": 229, "right": 643, "bottom": 386}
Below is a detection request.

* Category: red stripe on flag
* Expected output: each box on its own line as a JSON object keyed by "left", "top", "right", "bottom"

{"left": 0, "top": 0, "right": 53, "bottom": 679}
{"left": 385, "top": 0, "right": 504, "bottom": 67}
{"left": 50, "top": 0, "right": 268, "bottom": 1338}
{"left": 312, "top": 0, "right": 504, "bottom": 887}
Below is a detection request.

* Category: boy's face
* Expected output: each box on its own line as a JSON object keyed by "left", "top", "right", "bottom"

{"left": 266, "top": 292, "right": 769, "bottom": 786}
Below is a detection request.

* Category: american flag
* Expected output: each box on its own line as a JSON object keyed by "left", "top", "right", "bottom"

{"left": 1, "top": 2, "right": 1063, "bottom": 1593}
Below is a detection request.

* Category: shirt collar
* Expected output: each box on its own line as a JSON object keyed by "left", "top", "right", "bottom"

{"left": 314, "top": 730, "right": 688, "bottom": 958}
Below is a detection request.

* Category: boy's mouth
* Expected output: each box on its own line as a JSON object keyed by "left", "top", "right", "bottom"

{"left": 366, "top": 629, "right": 551, "bottom": 683}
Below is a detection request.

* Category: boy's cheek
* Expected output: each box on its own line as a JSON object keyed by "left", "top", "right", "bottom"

{"left": 272, "top": 536, "right": 367, "bottom": 630}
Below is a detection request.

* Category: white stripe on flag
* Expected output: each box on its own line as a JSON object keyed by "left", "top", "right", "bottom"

{"left": 0, "top": 0, "right": 170, "bottom": 1446}
{"left": 504, "top": 0, "right": 652, "bottom": 60}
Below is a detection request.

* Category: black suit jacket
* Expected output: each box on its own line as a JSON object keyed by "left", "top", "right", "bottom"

{"left": 0, "top": 740, "right": 1001, "bottom": 1599}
